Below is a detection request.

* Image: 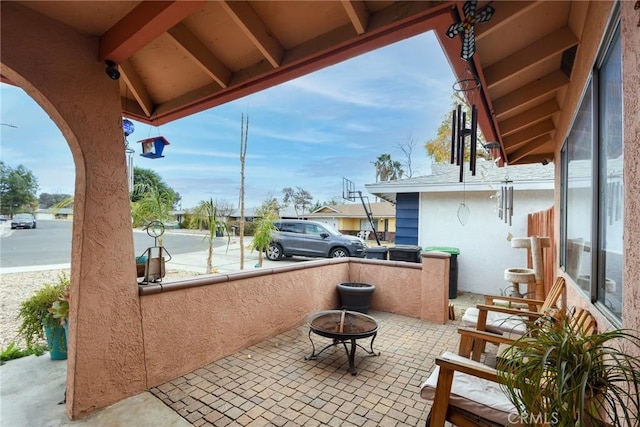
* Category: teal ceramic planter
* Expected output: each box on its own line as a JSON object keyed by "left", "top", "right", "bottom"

{"left": 44, "top": 323, "right": 67, "bottom": 360}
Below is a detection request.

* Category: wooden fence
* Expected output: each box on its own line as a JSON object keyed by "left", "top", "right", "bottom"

{"left": 528, "top": 205, "right": 555, "bottom": 297}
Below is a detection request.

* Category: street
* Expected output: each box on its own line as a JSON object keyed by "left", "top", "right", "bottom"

{"left": 0, "top": 220, "right": 225, "bottom": 268}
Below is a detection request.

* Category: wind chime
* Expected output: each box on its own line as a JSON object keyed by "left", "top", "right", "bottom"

{"left": 498, "top": 176, "right": 513, "bottom": 226}
{"left": 123, "top": 118, "right": 135, "bottom": 192}
{"left": 446, "top": 0, "right": 494, "bottom": 225}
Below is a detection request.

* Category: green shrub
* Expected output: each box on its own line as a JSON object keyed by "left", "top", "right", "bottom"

{"left": 0, "top": 342, "right": 47, "bottom": 365}
{"left": 17, "top": 274, "right": 70, "bottom": 348}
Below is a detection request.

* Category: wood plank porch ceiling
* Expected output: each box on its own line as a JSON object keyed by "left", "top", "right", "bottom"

{"left": 7, "top": 1, "right": 598, "bottom": 166}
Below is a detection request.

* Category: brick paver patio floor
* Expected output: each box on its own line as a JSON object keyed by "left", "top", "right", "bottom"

{"left": 151, "top": 311, "right": 465, "bottom": 427}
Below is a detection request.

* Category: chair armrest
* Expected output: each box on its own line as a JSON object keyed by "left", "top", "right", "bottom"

{"left": 483, "top": 295, "right": 545, "bottom": 310}
{"left": 457, "top": 327, "right": 519, "bottom": 360}
{"left": 435, "top": 355, "right": 499, "bottom": 383}
{"left": 458, "top": 327, "right": 517, "bottom": 344}
{"left": 476, "top": 304, "right": 545, "bottom": 321}
{"left": 429, "top": 355, "right": 501, "bottom": 426}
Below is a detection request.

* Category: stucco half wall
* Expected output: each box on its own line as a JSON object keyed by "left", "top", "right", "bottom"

{"left": 138, "top": 254, "right": 450, "bottom": 387}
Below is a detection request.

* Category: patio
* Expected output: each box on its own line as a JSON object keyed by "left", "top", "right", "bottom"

{"left": 150, "top": 310, "right": 463, "bottom": 427}
{"left": 2, "top": 1, "right": 638, "bottom": 421}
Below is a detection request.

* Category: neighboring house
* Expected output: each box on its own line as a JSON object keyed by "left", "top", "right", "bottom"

{"left": 365, "top": 159, "right": 555, "bottom": 295}
{"left": 35, "top": 207, "right": 74, "bottom": 220}
{"left": 227, "top": 206, "right": 302, "bottom": 222}
{"left": 306, "top": 202, "right": 396, "bottom": 241}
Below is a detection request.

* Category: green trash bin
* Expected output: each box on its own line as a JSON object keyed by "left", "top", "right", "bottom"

{"left": 424, "top": 246, "right": 460, "bottom": 299}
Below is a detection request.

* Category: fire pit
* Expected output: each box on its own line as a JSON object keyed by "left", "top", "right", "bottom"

{"left": 304, "top": 310, "right": 380, "bottom": 375}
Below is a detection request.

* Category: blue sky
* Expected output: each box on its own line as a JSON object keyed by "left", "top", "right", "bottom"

{"left": 1, "top": 31, "right": 455, "bottom": 210}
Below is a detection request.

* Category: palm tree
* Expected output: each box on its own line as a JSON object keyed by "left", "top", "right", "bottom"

{"left": 389, "top": 160, "right": 404, "bottom": 180}
{"left": 189, "top": 198, "right": 229, "bottom": 274}
{"left": 130, "top": 183, "right": 175, "bottom": 227}
{"left": 373, "top": 154, "right": 391, "bottom": 182}
{"left": 373, "top": 154, "right": 404, "bottom": 182}
{"left": 251, "top": 205, "right": 278, "bottom": 267}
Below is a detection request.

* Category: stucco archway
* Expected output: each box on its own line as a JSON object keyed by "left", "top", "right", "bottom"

{"left": 1, "top": 3, "right": 146, "bottom": 419}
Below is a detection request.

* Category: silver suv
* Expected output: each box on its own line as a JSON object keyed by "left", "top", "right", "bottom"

{"left": 266, "top": 219, "right": 366, "bottom": 261}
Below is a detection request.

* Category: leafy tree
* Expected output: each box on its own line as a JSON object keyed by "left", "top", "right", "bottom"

{"left": 131, "top": 167, "right": 180, "bottom": 208}
{"left": 189, "top": 197, "right": 229, "bottom": 274}
{"left": 38, "top": 193, "right": 73, "bottom": 209}
{"left": 0, "top": 162, "right": 38, "bottom": 216}
{"left": 372, "top": 154, "right": 404, "bottom": 182}
{"left": 282, "top": 187, "right": 313, "bottom": 217}
{"left": 425, "top": 93, "right": 491, "bottom": 163}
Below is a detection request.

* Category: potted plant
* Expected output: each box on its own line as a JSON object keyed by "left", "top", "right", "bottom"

{"left": 17, "top": 274, "right": 70, "bottom": 360}
{"left": 498, "top": 310, "right": 640, "bottom": 426}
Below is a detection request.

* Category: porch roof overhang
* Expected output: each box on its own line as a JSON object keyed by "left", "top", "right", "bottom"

{"left": 3, "top": 1, "right": 610, "bottom": 167}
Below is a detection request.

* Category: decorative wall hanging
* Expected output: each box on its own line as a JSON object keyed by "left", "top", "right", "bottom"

{"left": 123, "top": 118, "right": 135, "bottom": 191}
{"left": 446, "top": 0, "right": 495, "bottom": 61}
{"left": 498, "top": 175, "right": 513, "bottom": 225}
{"left": 450, "top": 103, "right": 479, "bottom": 183}
{"left": 138, "top": 136, "right": 170, "bottom": 159}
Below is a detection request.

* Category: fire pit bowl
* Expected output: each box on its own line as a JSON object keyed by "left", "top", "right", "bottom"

{"left": 305, "top": 309, "right": 379, "bottom": 375}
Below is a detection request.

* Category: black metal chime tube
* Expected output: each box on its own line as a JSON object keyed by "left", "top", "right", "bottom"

{"left": 450, "top": 108, "right": 457, "bottom": 164}
{"left": 470, "top": 105, "right": 477, "bottom": 176}
{"left": 459, "top": 109, "right": 465, "bottom": 183}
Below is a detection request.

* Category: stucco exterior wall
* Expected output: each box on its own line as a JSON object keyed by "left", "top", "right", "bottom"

{"left": 140, "top": 260, "right": 347, "bottom": 386}
{"left": 621, "top": 1, "right": 640, "bottom": 335}
{"left": 139, "top": 257, "right": 446, "bottom": 386}
{"left": 419, "top": 189, "right": 554, "bottom": 295}
{"left": 1, "top": 2, "right": 145, "bottom": 419}
{"left": 553, "top": 2, "right": 639, "bottom": 337}
{"left": 349, "top": 259, "right": 423, "bottom": 317}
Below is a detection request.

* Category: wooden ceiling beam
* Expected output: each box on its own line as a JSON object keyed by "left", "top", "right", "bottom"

{"left": 485, "top": 27, "right": 578, "bottom": 89}
{"left": 220, "top": 0, "right": 284, "bottom": 68}
{"left": 341, "top": 1, "right": 370, "bottom": 35}
{"left": 99, "top": 1, "right": 204, "bottom": 63}
{"left": 475, "top": 1, "right": 537, "bottom": 41}
{"left": 500, "top": 100, "right": 559, "bottom": 136}
{"left": 150, "top": 2, "right": 452, "bottom": 124}
{"left": 503, "top": 120, "right": 555, "bottom": 150}
{"left": 167, "top": 23, "right": 231, "bottom": 88}
{"left": 509, "top": 147, "right": 553, "bottom": 165}
{"left": 119, "top": 60, "right": 154, "bottom": 118}
{"left": 493, "top": 70, "right": 569, "bottom": 119}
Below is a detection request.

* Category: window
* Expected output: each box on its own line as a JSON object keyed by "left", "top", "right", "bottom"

{"left": 562, "top": 24, "right": 622, "bottom": 321}
{"left": 563, "top": 81, "right": 593, "bottom": 293}
{"left": 305, "top": 223, "right": 325, "bottom": 235}
{"left": 597, "top": 30, "right": 623, "bottom": 317}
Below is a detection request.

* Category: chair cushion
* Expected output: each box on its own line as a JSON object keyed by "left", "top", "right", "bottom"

{"left": 462, "top": 307, "right": 528, "bottom": 335}
{"left": 420, "top": 352, "right": 517, "bottom": 425}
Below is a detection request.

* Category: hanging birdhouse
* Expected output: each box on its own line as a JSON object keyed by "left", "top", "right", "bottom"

{"left": 138, "top": 136, "right": 170, "bottom": 159}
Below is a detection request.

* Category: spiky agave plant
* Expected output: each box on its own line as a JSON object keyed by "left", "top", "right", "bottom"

{"left": 498, "top": 312, "right": 640, "bottom": 427}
